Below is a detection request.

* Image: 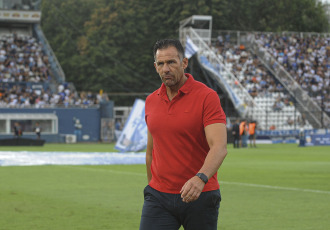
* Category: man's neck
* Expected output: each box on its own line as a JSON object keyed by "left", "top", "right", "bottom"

{"left": 166, "top": 75, "right": 187, "bottom": 101}
{"left": 166, "top": 88, "right": 178, "bottom": 101}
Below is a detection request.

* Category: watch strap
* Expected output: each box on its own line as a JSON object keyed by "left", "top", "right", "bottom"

{"left": 196, "top": 173, "right": 208, "bottom": 184}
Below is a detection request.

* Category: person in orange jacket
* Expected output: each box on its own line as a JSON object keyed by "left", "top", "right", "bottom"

{"left": 249, "top": 121, "right": 257, "bottom": 148}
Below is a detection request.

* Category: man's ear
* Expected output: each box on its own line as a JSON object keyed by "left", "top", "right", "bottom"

{"left": 154, "top": 62, "right": 158, "bottom": 72}
{"left": 182, "top": 57, "right": 188, "bottom": 70}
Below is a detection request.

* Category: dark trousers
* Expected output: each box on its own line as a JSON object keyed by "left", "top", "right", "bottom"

{"left": 139, "top": 185, "right": 221, "bottom": 230}
{"left": 233, "top": 135, "right": 240, "bottom": 148}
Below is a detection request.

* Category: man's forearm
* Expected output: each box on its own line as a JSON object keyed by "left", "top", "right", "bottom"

{"left": 201, "top": 123, "right": 228, "bottom": 179}
{"left": 146, "top": 153, "right": 152, "bottom": 183}
{"left": 199, "top": 145, "right": 227, "bottom": 179}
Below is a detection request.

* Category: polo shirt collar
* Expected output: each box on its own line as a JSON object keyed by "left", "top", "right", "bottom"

{"left": 157, "top": 73, "right": 194, "bottom": 99}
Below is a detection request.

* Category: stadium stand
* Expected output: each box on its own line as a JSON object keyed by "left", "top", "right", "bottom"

{"left": 0, "top": 33, "right": 50, "bottom": 83}
{"left": 0, "top": 1, "right": 110, "bottom": 108}
{"left": 0, "top": 30, "right": 108, "bottom": 108}
{"left": 179, "top": 16, "right": 330, "bottom": 130}
{"left": 255, "top": 33, "right": 329, "bottom": 115}
{"left": 211, "top": 35, "right": 316, "bottom": 130}
{"left": 0, "top": 1, "right": 115, "bottom": 143}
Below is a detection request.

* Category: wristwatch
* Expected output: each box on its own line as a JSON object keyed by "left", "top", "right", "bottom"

{"left": 196, "top": 173, "right": 208, "bottom": 184}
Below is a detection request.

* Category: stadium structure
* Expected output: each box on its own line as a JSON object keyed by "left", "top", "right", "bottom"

{"left": 179, "top": 15, "right": 330, "bottom": 144}
{"left": 0, "top": 0, "right": 114, "bottom": 144}
{"left": 0, "top": 4, "right": 328, "bottom": 145}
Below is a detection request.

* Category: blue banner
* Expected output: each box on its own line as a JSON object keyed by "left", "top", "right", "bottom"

{"left": 185, "top": 36, "right": 198, "bottom": 59}
{"left": 115, "top": 99, "right": 147, "bottom": 152}
{"left": 199, "top": 55, "right": 246, "bottom": 116}
{"left": 309, "top": 134, "right": 330, "bottom": 146}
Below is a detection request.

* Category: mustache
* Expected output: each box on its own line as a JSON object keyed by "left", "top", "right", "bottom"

{"left": 161, "top": 73, "right": 173, "bottom": 78}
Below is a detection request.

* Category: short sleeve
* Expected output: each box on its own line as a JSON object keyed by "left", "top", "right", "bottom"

{"left": 203, "top": 91, "right": 226, "bottom": 127}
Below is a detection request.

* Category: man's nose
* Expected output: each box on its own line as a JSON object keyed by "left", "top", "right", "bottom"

{"left": 163, "top": 63, "right": 170, "bottom": 72}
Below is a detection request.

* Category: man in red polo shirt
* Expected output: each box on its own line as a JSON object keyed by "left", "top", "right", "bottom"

{"left": 139, "top": 39, "right": 227, "bottom": 230}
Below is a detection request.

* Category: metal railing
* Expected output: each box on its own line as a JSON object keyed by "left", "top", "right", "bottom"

{"left": 180, "top": 27, "right": 261, "bottom": 120}
{"left": 34, "top": 24, "right": 66, "bottom": 85}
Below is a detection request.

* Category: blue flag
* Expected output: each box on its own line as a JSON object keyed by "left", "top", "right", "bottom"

{"left": 185, "top": 36, "right": 199, "bottom": 59}
{"left": 115, "top": 99, "right": 147, "bottom": 152}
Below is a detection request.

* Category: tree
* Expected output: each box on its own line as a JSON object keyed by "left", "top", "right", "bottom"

{"left": 41, "top": 0, "right": 329, "bottom": 105}
{"left": 214, "top": 0, "right": 328, "bottom": 32}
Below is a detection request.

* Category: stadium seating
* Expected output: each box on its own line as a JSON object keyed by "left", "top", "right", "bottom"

{"left": 204, "top": 32, "right": 324, "bottom": 130}
{"left": 0, "top": 31, "right": 107, "bottom": 108}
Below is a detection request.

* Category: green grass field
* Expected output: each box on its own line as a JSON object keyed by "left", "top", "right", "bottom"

{"left": 0, "top": 143, "right": 329, "bottom": 230}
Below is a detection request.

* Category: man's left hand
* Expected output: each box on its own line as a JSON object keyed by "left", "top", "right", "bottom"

{"left": 180, "top": 176, "right": 205, "bottom": 203}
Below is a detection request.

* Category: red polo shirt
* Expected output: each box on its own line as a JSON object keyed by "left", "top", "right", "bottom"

{"left": 145, "top": 73, "right": 226, "bottom": 194}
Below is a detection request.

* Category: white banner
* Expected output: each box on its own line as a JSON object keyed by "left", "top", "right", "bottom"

{"left": 0, "top": 151, "right": 146, "bottom": 166}
{"left": 115, "top": 99, "right": 147, "bottom": 152}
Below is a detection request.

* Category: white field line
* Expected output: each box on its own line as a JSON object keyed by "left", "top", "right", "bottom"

{"left": 220, "top": 181, "right": 330, "bottom": 195}
{"left": 65, "top": 166, "right": 330, "bottom": 195}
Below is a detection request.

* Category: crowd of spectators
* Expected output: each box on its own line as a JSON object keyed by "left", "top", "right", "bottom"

{"left": 0, "top": 33, "right": 50, "bottom": 83}
{"left": 212, "top": 33, "right": 330, "bottom": 115}
{"left": 213, "top": 35, "right": 294, "bottom": 110}
{"left": 254, "top": 34, "right": 330, "bottom": 114}
{"left": 0, "top": 82, "right": 109, "bottom": 108}
{"left": 2, "top": 31, "right": 328, "bottom": 114}
{"left": 215, "top": 36, "right": 284, "bottom": 96}
{"left": 0, "top": 33, "right": 109, "bottom": 108}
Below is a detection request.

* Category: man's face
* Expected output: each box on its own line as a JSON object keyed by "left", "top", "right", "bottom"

{"left": 154, "top": 46, "right": 188, "bottom": 88}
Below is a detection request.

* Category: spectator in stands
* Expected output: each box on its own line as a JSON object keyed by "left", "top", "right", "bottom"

{"left": 256, "top": 33, "right": 329, "bottom": 114}
{"left": 272, "top": 97, "right": 284, "bottom": 111}
{"left": 283, "top": 95, "right": 293, "bottom": 106}
{"left": 286, "top": 116, "right": 294, "bottom": 126}
{"left": 249, "top": 85, "right": 258, "bottom": 98}
{"left": 297, "top": 114, "right": 306, "bottom": 127}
